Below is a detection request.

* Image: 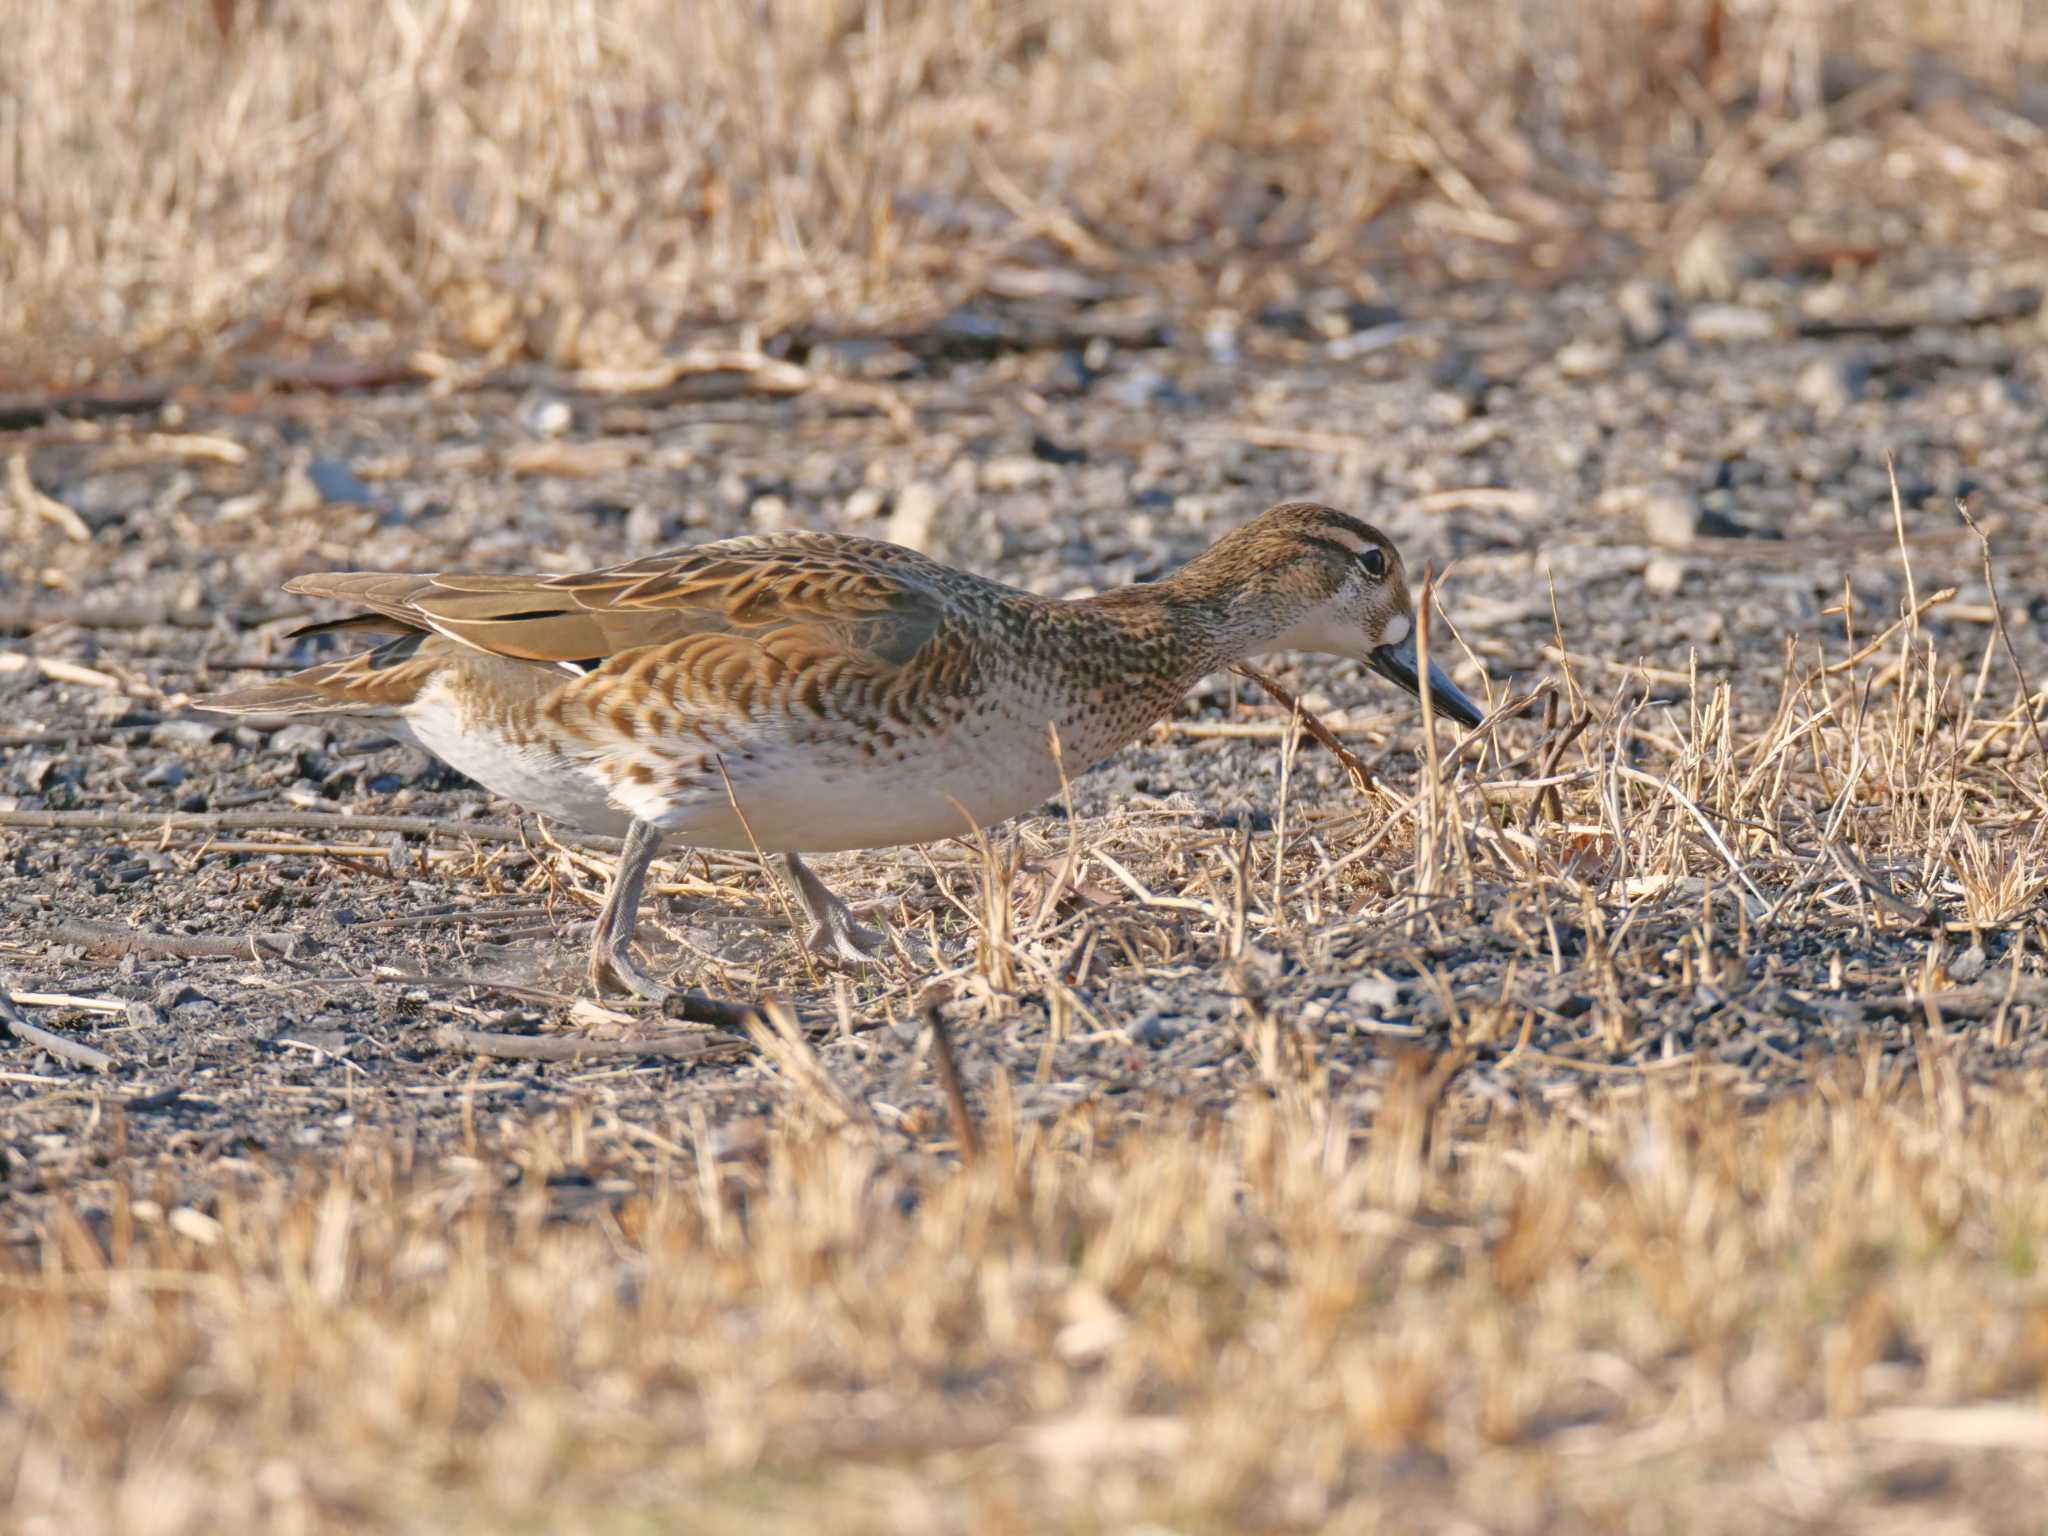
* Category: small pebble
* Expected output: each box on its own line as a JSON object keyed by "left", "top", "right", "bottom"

{"left": 1687, "top": 304, "right": 1780, "bottom": 345}
{"left": 888, "top": 480, "right": 942, "bottom": 551}
{"left": 1202, "top": 312, "right": 1242, "bottom": 366}
{"left": 1035, "top": 351, "right": 1093, "bottom": 395}
{"left": 981, "top": 455, "right": 1051, "bottom": 493}
{"left": 1555, "top": 340, "right": 1620, "bottom": 378}
{"left": 1106, "top": 366, "right": 1176, "bottom": 409}
{"left": 1645, "top": 557, "right": 1686, "bottom": 595}
{"left": 518, "top": 394, "right": 574, "bottom": 438}
{"left": 1617, "top": 280, "right": 1674, "bottom": 347}
{"left": 716, "top": 470, "right": 751, "bottom": 509}
{"left": 271, "top": 723, "right": 329, "bottom": 757}
{"left": 1644, "top": 495, "right": 1700, "bottom": 546}
{"left": 1423, "top": 390, "right": 1472, "bottom": 426}
{"left": 1795, "top": 355, "right": 1867, "bottom": 415}
{"left": 1600, "top": 483, "right": 1701, "bottom": 546}
{"left": 1131, "top": 1014, "right": 1178, "bottom": 1045}
{"left": 1346, "top": 975, "right": 1402, "bottom": 1013}
{"left": 151, "top": 719, "right": 221, "bottom": 748}
{"left": 623, "top": 503, "right": 664, "bottom": 547}
{"left": 307, "top": 457, "right": 378, "bottom": 508}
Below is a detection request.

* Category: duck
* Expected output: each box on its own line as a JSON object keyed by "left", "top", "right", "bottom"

{"left": 197, "top": 501, "right": 1483, "bottom": 1009}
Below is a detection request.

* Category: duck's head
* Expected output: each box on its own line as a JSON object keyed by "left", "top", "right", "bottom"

{"left": 1174, "top": 501, "right": 1485, "bottom": 728}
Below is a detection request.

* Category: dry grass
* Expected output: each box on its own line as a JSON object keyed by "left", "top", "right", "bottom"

{"left": 6, "top": 1061, "right": 2048, "bottom": 1532}
{"left": 5, "top": 0, "right": 2044, "bottom": 376}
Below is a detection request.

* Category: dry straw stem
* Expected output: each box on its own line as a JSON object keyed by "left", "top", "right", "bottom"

{"left": 1956, "top": 497, "right": 2048, "bottom": 789}
{"left": 8, "top": 1068, "right": 2048, "bottom": 1531}
{"left": 922, "top": 997, "right": 982, "bottom": 1164}
{"left": 744, "top": 998, "right": 877, "bottom": 1136}
{"left": 6, "top": 453, "right": 90, "bottom": 542}
{"left": 5, "top": 0, "right": 2040, "bottom": 371}
{"left": 1232, "top": 661, "right": 1385, "bottom": 799}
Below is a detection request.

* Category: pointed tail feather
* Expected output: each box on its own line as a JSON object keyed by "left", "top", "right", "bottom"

{"left": 193, "top": 632, "right": 437, "bottom": 718}
{"left": 191, "top": 677, "right": 370, "bottom": 716}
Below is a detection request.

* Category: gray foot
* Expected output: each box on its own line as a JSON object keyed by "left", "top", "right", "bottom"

{"left": 578, "top": 818, "right": 767, "bottom": 1033}
{"left": 587, "top": 929, "right": 680, "bottom": 1003}
{"left": 779, "top": 852, "right": 887, "bottom": 966}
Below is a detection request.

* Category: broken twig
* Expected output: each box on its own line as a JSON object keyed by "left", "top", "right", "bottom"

{"left": 433, "top": 1025, "right": 745, "bottom": 1064}
{"left": 1231, "top": 663, "right": 1384, "bottom": 798}
{"left": 2, "top": 987, "right": 115, "bottom": 1072}
{"left": 46, "top": 919, "right": 294, "bottom": 962}
{"left": 0, "top": 806, "right": 625, "bottom": 853}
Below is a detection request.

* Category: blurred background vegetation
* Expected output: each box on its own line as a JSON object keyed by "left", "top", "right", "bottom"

{"left": 5, "top": 0, "right": 2043, "bottom": 378}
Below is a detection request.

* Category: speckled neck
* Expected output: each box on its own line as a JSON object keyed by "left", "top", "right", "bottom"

{"left": 1081, "top": 561, "right": 1303, "bottom": 677}
{"left": 1024, "top": 577, "right": 1300, "bottom": 766}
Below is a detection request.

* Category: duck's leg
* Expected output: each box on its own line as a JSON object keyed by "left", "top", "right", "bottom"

{"left": 587, "top": 818, "right": 671, "bottom": 999}
{"left": 777, "top": 852, "right": 885, "bottom": 965}
{"left": 588, "top": 818, "right": 761, "bottom": 1030}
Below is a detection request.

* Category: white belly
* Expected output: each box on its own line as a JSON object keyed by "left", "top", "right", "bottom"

{"left": 626, "top": 702, "right": 1082, "bottom": 853}
{"left": 398, "top": 673, "right": 1138, "bottom": 854}
{"left": 397, "top": 683, "right": 631, "bottom": 838}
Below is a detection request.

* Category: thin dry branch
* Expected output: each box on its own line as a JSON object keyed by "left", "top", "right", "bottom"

{"left": 1528, "top": 700, "right": 1595, "bottom": 826}
{"left": 1956, "top": 499, "right": 2047, "bottom": 783}
{"left": 432, "top": 1025, "right": 746, "bottom": 1064}
{"left": 1822, "top": 841, "right": 1939, "bottom": 929}
{"left": 1801, "top": 585, "right": 1958, "bottom": 688}
{"left": 0, "top": 807, "right": 625, "bottom": 852}
{"left": 1, "top": 986, "right": 115, "bottom": 1072}
{"left": 7, "top": 452, "right": 89, "bottom": 542}
{"left": 365, "top": 969, "right": 765, "bottom": 1034}
{"left": 1230, "top": 663, "right": 1384, "bottom": 798}
{"left": 924, "top": 999, "right": 980, "bottom": 1164}
{"left": 46, "top": 919, "right": 295, "bottom": 962}
{"left": 569, "top": 349, "right": 810, "bottom": 397}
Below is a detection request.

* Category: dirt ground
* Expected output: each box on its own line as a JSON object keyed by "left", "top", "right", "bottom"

{"left": 7, "top": 236, "right": 2048, "bottom": 1529}
{"left": 6, "top": 233, "right": 2046, "bottom": 1177}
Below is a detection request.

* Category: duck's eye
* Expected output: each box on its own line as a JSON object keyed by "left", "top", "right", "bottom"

{"left": 1359, "top": 547, "right": 1387, "bottom": 579}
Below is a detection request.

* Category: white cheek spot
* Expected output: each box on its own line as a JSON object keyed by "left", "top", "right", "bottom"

{"left": 1380, "top": 614, "right": 1410, "bottom": 647}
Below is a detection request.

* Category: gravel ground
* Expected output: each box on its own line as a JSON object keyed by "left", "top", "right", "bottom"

{"left": 5, "top": 247, "right": 2047, "bottom": 1234}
